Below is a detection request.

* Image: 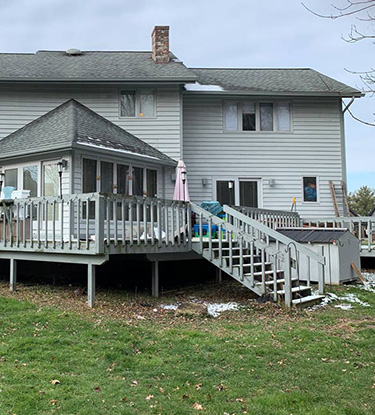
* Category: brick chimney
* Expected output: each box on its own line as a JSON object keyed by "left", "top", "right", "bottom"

{"left": 152, "top": 26, "right": 170, "bottom": 64}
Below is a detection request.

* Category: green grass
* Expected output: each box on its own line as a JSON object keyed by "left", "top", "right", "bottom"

{"left": 1, "top": 284, "right": 375, "bottom": 414}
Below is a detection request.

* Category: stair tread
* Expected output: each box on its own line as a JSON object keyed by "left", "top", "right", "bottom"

{"left": 244, "top": 269, "right": 284, "bottom": 276}
{"left": 223, "top": 255, "right": 259, "bottom": 259}
{"left": 233, "top": 262, "right": 272, "bottom": 267}
{"left": 277, "top": 286, "right": 311, "bottom": 294}
{"left": 292, "top": 294, "right": 325, "bottom": 305}
{"left": 255, "top": 278, "right": 299, "bottom": 286}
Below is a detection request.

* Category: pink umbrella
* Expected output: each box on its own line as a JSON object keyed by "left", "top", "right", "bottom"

{"left": 173, "top": 160, "right": 190, "bottom": 201}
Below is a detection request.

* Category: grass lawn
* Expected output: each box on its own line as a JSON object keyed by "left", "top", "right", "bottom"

{"left": 0, "top": 280, "right": 375, "bottom": 414}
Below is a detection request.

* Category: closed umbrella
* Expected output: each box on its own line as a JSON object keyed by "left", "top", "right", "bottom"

{"left": 173, "top": 160, "right": 190, "bottom": 202}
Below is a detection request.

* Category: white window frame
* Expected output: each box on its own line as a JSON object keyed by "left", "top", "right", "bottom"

{"left": 213, "top": 176, "right": 263, "bottom": 207}
{"left": 119, "top": 89, "right": 156, "bottom": 119}
{"left": 301, "top": 175, "right": 320, "bottom": 204}
{"left": 1, "top": 161, "right": 43, "bottom": 196}
{"left": 81, "top": 155, "right": 158, "bottom": 197}
{"left": 223, "top": 100, "right": 292, "bottom": 133}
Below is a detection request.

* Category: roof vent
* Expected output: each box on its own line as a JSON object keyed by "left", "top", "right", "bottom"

{"left": 66, "top": 48, "right": 82, "bottom": 56}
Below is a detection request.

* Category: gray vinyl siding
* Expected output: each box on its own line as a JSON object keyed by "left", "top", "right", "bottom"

{"left": 0, "top": 83, "right": 182, "bottom": 161}
{"left": 183, "top": 94, "right": 345, "bottom": 217}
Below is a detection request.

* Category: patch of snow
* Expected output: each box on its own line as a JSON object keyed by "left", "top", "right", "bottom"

{"left": 339, "top": 293, "right": 370, "bottom": 307}
{"left": 161, "top": 304, "right": 179, "bottom": 311}
{"left": 207, "top": 302, "right": 239, "bottom": 317}
{"left": 334, "top": 304, "right": 353, "bottom": 310}
{"left": 360, "top": 272, "right": 375, "bottom": 293}
{"left": 309, "top": 291, "right": 369, "bottom": 311}
{"left": 76, "top": 141, "right": 160, "bottom": 160}
{"left": 185, "top": 82, "right": 224, "bottom": 92}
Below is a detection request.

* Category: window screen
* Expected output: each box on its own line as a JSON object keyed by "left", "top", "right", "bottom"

{"left": 239, "top": 181, "right": 258, "bottom": 207}
{"left": 139, "top": 90, "right": 155, "bottom": 117}
{"left": 242, "top": 102, "right": 256, "bottom": 131}
{"left": 224, "top": 102, "right": 238, "bottom": 131}
{"left": 23, "top": 166, "right": 38, "bottom": 197}
{"left": 83, "top": 159, "right": 97, "bottom": 193}
{"left": 5, "top": 169, "right": 18, "bottom": 189}
{"left": 133, "top": 167, "right": 144, "bottom": 196}
{"left": 216, "top": 181, "right": 235, "bottom": 206}
{"left": 260, "top": 103, "right": 273, "bottom": 131}
{"left": 277, "top": 103, "right": 291, "bottom": 131}
{"left": 120, "top": 91, "right": 136, "bottom": 117}
{"left": 100, "top": 161, "right": 113, "bottom": 193}
{"left": 147, "top": 169, "right": 157, "bottom": 197}
{"left": 303, "top": 177, "right": 317, "bottom": 202}
{"left": 117, "top": 164, "right": 129, "bottom": 195}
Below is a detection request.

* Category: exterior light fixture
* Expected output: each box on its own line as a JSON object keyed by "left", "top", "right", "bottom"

{"left": 181, "top": 170, "right": 187, "bottom": 201}
{"left": 0, "top": 171, "right": 4, "bottom": 196}
{"left": 56, "top": 160, "right": 67, "bottom": 198}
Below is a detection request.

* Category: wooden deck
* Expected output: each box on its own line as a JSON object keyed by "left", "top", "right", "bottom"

{"left": 0, "top": 195, "right": 368, "bottom": 308}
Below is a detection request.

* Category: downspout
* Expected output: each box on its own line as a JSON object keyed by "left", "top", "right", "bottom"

{"left": 343, "top": 97, "right": 355, "bottom": 114}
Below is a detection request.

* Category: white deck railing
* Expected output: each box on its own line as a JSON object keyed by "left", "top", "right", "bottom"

{"left": 303, "top": 216, "right": 375, "bottom": 255}
{"left": 234, "top": 206, "right": 300, "bottom": 229}
{"left": 0, "top": 193, "right": 191, "bottom": 255}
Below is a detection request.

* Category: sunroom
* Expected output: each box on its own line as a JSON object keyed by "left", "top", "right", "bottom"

{"left": 0, "top": 99, "right": 188, "bottom": 250}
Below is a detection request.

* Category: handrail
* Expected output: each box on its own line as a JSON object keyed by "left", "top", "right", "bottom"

{"left": 235, "top": 205, "right": 300, "bottom": 218}
{"left": 191, "top": 203, "right": 270, "bottom": 252}
{"left": 225, "top": 205, "right": 325, "bottom": 265}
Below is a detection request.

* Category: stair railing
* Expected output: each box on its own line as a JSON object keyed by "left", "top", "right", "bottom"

{"left": 224, "top": 205, "right": 326, "bottom": 305}
{"left": 191, "top": 203, "right": 279, "bottom": 297}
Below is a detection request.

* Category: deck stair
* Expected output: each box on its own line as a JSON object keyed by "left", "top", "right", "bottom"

{"left": 190, "top": 203, "right": 326, "bottom": 308}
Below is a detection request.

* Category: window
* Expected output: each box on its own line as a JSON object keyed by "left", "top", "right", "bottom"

{"left": 224, "top": 101, "right": 291, "bottom": 132}
{"left": 120, "top": 89, "right": 155, "bottom": 118}
{"left": 117, "top": 164, "right": 129, "bottom": 195}
{"left": 242, "top": 103, "right": 256, "bottom": 131}
{"left": 146, "top": 169, "right": 157, "bottom": 197}
{"left": 100, "top": 161, "right": 114, "bottom": 193}
{"left": 4, "top": 169, "right": 18, "bottom": 189}
{"left": 83, "top": 159, "right": 97, "bottom": 193}
{"left": 303, "top": 177, "right": 318, "bottom": 203}
{"left": 23, "top": 166, "right": 38, "bottom": 197}
{"left": 132, "top": 167, "right": 144, "bottom": 196}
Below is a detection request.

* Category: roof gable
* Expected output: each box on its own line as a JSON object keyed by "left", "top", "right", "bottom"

{"left": 0, "top": 99, "right": 176, "bottom": 165}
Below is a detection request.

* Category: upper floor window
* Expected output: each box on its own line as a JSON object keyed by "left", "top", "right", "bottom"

{"left": 224, "top": 101, "right": 291, "bottom": 132}
{"left": 120, "top": 89, "right": 156, "bottom": 118}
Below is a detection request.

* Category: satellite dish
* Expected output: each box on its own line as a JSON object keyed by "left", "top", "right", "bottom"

{"left": 66, "top": 49, "right": 82, "bottom": 56}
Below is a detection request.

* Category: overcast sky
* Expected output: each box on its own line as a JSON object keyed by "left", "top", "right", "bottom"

{"left": 0, "top": 0, "right": 373, "bottom": 191}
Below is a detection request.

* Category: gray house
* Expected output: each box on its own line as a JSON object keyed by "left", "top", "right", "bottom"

{"left": 0, "top": 26, "right": 362, "bottom": 218}
{"left": 0, "top": 26, "right": 364, "bottom": 307}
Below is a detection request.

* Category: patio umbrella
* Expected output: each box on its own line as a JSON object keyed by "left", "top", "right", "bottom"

{"left": 173, "top": 159, "right": 190, "bottom": 202}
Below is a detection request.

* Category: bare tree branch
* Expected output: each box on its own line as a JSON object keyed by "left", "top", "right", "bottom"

{"left": 347, "top": 107, "right": 375, "bottom": 126}
{"left": 302, "top": 1, "right": 375, "bottom": 19}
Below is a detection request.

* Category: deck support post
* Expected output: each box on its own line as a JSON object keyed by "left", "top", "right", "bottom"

{"left": 10, "top": 258, "right": 17, "bottom": 292}
{"left": 151, "top": 261, "right": 159, "bottom": 298}
{"left": 215, "top": 268, "right": 222, "bottom": 284}
{"left": 87, "top": 263, "right": 96, "bottom": 308}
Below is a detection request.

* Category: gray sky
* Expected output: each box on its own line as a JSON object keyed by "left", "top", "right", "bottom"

{"left": 0, "top": 0, "right": 373, "bottom": 191}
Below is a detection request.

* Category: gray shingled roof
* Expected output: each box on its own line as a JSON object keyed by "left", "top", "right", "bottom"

{"left": 188, "top": 68, "right": 362, "bottom": 97}
{"left": 0, "top": 99, "right": 176, "bottom": 165}
{"left": 0, "top": 51, "right": 197, "bottom": 82}
{"left": 276, "top": 228, "right": 351, "bottom": 243}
